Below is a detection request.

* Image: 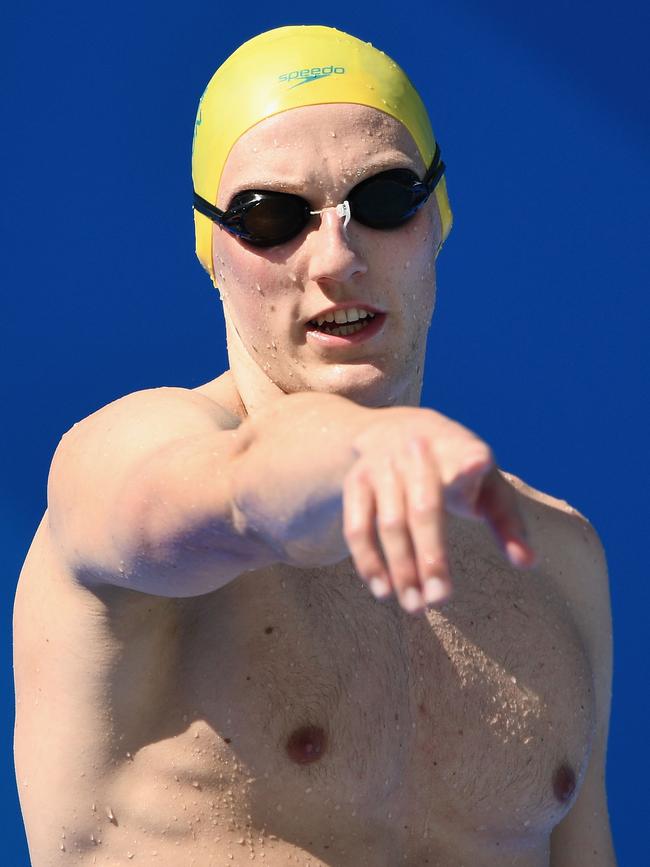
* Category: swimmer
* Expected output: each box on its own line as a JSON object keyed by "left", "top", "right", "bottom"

{"left": 14, "top": 25, "right": 616, "bottom": 866}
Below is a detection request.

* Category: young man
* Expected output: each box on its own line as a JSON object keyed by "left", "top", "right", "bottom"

{"left": 14, "top": 26, "right": 616, "bottom": 866}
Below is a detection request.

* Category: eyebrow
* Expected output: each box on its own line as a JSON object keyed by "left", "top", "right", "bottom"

{"left": 227, "top": 155, "right": 421, "bottom": 200}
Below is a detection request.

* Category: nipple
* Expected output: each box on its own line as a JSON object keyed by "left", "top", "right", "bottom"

{"left": 552, "top": 763, "right": 576, "bottom": 803}
{"left": 285, "top": 725, "right": 327, "bottom": 765}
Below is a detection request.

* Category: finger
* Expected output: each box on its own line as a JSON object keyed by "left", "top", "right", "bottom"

{"left": 342, "top": 465, "right": 392, "bottom": 599}
{"left": 443, "top": 444, "right": 495, "bottom": 518}
{"left": 404, "top": 436, "right": 452, "bottom": 605}
{"left": 474, "top": 469, "right": 537, "bottom": 568}
{"left": 373, "top": 455, "right": 424, "bottom": 613}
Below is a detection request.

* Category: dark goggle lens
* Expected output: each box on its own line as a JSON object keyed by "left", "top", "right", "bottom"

{"left": 225, "top": 167, "right": 429, "bottom": 245}
{"left": 351, "top": 169, "right": 424, "bottom": 229}
{"left": 232, "top": 192, "right": 308, "bottom": 246}
{"left": 350, "top": 169, "right": 426, "bottom": 229}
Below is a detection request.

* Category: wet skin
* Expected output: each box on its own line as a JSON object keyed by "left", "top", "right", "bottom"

{"left": 13, "top": 104, "right": 615, "bottom": 866}
{"left": 211, "top": 104, "right": 440, "bottom": 411}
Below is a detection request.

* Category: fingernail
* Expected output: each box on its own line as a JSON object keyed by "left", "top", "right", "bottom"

{"left": 402, "top": 587, "right": 424, "bottom": 612}
{"left": 369, "top": 577, "right": 391, "bottom": 598}
{"left": 424, "top": 577, "right": 448, "bottom": 604}
{"left": 506, "top": 540, "right": 533, "bottom": 568}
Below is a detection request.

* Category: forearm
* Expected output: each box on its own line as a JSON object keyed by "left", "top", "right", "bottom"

{"left": 230, "top": 390, "right": 372, "bottom": 567}
{"left": 118, "top": 390, "right": 372, "bottom": 594}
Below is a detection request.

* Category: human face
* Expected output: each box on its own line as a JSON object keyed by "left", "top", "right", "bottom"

{"left": 212, "top": 103, "right": 442, "bottom": 408}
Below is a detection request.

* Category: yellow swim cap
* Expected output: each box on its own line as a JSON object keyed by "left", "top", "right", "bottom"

{"left": 191, "top": 25, "right": 453, "bottom": 283}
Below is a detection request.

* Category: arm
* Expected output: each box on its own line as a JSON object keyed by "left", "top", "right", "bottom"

{"left": 47, "top": 387, "right": 378, "bottom": 596}
{"left": 542, "top": 513, "right": 616, "bottom": 865}
{"left": 47, "top": 387, "right": 359, "bottom": 595}
{"left": 49, "top": 386, "right": 534, "bottom": 602}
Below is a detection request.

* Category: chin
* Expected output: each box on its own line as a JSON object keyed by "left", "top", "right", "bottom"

{"left": 300, "top": 367, "right": 410, "bottom": 408}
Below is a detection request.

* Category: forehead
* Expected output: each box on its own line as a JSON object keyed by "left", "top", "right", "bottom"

{"left": 218, "top": 103, "right": 424, "bottom": 201}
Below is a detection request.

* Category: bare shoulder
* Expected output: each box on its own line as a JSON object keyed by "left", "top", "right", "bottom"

{"left": 499, "top": 467, "right": 609, "bottom": 587}
{"left": 60, "top": 384, "right": 240, "bottom": 440}
{"left": 500, "top": 469, "right": 613, "bottom": 723}
{"left": 48, "top": 385, "right": 244, "bottom": 580}
{"left": 501, "top": 468, "right": 590, "bottom": 521}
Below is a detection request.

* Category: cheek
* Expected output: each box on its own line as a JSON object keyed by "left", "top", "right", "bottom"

{"left": 213, "top": 227, "right": 304, "bottom": 294}
{"left": 212, "top": 236, "right": 294, "bottom": 336}
{"left": 371, "top": 216, "right": 436, "bottom": 289}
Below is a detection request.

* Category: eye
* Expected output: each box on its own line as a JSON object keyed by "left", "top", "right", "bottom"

{"left": 226, "top": 190, "right": 311, "bottom": 247}
{"left": 350, "top": 169, "right": 423, "bottom": 228}
{"left": 243, "top": 196, "right": 307, "bottom": 240}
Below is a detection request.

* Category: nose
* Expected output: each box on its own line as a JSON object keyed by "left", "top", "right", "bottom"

{"left": 307, "top": 204, "right": 368, "bottom": 285}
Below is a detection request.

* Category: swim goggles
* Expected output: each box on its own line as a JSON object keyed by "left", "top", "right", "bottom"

{"left": 193, "top": 143, "right": 445, "bottom": 248}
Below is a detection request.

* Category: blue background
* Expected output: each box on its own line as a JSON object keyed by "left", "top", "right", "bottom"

{"left": 3, "top": 1, "right": 648, "bottom": 862}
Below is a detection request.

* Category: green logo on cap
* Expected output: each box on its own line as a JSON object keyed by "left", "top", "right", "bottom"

{"left": 278, "top": 66, "right": 345, "bottom": 88}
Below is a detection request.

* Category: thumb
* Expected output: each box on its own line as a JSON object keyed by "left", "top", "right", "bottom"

{"left": 444, "top": 452, "right": 495, "bottom": 518}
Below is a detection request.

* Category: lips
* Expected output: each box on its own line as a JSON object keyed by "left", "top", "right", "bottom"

{"left": 304, "top": 302, "right": 385, "bottom": 325}
{"left": 305, "top": 311, "right": 387, "bottom": 346}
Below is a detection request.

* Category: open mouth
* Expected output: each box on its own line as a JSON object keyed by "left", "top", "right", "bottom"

{"left": 305, "top": 311, "right": 386, "bottom": 343}
{"left": 309, "top": 316, "right": 374, "bottom": 336}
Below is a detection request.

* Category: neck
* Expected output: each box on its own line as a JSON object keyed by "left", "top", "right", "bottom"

{"left": 224, "top": 318, "right": 282, "bottom": 418}
{"left": 224, "top": 315, "right": 424, "bottom": 419}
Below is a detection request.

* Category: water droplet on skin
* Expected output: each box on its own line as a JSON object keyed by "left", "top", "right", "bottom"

{"left": 106, "top": 805, "right": 116, "bottom": 824}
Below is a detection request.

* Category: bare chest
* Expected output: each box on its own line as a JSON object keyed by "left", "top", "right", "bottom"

{"left": 169, "top": 523, "right": 595, "bottom": 848}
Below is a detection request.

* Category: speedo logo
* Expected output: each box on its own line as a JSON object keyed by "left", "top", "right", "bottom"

{"left": 278, "top": 66, "right": 345, "bottom": 88}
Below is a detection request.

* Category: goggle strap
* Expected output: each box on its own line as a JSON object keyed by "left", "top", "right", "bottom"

{"left": 193, "top": 192, "right": 227, "bottom": 223}
{"left": 309, "top": 200, "right": 351, "bottom": 228}
{"left": 337, "top": 201, "right": 351, "bottom": 227}
{"left": 422, "top": 142, "right": 445, "bottom": 192}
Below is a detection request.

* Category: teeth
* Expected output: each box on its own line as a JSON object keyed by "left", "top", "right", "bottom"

{"left": 312, "top": 308, "right": 376, "bottom": 327}
{"left": 325, "top": 318, "right": 371, "bottom": 336}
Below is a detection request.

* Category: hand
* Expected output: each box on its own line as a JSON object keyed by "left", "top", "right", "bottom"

{"left": 341, "top": 406, "right": 536, "bottom": 614}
